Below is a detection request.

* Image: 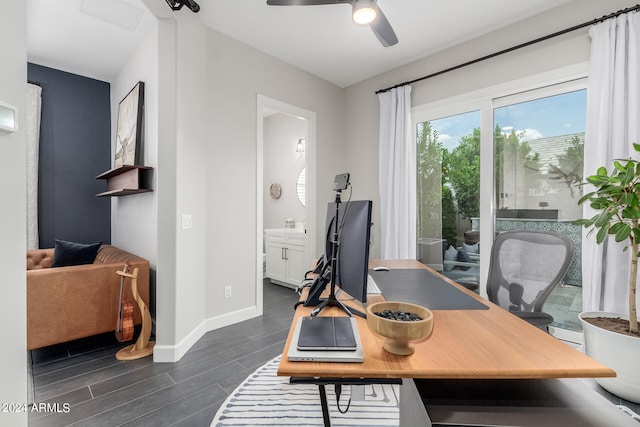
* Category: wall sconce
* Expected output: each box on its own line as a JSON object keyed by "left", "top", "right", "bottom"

{"left": 296, "top": 138, "right": 305, "bottom": 156}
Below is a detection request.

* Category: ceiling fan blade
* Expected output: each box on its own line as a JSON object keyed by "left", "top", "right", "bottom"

{"left": 266, "top": 0, "right": 352, "bottom": 5}
{"left": 370, "top": 6, "right": 398, "bottom": 47}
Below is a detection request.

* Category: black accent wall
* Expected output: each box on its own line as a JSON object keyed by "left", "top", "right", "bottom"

{"left": 28, "top": 63, "right": 111, "bottom": 248}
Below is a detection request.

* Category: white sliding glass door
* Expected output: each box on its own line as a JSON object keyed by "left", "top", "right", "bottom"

{"left": 413, "top": 77, "right": 587, "bottom": 338}
{"left": 493, "top": 85, "right": 587, "bottom": 332}
{"left": 415, "top": 109, "right": 482, "bottom": 291}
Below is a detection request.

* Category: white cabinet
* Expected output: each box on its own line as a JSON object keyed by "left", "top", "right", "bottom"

{"left": 265, "top": 229, "right": 307, "bottom": 288}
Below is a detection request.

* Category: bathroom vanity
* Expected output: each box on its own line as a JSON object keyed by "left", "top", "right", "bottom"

{"left": 264, "top": 228, "right": 307, "bottom": 288}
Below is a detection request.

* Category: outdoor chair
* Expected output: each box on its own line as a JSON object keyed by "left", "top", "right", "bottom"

{"left": 442, "top": 242, "right": 480, "bottom": 292}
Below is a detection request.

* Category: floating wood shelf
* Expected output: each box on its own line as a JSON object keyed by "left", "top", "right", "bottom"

{"left": 96, "top": 165, "right": 153, "bottom": 197}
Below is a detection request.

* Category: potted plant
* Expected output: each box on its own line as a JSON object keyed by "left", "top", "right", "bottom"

{"left": 575, "top": 143, "right": 640, "bottom": 403}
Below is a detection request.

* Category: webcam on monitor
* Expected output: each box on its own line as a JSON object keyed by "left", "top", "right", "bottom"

{"left": 333, "top": 173, "right": 350, "bottom": 191}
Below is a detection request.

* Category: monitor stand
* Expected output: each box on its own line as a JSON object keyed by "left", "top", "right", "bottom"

{"left": 310, "top": 190, "right": 366, "bottom": 319}
{"left": 311, "top": 288, "right": 362, "bottom": 317}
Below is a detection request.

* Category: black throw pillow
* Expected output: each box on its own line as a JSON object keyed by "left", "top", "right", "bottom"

{"left": 51, "top": 239, "right": 102, "bottom": 268}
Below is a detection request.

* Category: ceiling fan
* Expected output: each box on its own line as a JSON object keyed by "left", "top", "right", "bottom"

{"left": 165, "top": 0, "right": 200, "bottom": 13}
{"left": 266, "top": 0, "right": 398, "bottom": 47}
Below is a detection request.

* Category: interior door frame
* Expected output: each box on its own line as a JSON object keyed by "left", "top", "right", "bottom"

{"left": 256, "top": 94, "right": 316, "bottom": 314}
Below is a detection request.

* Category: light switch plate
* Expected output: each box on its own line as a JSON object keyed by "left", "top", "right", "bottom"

{"left": 0, "top": 101, "right": 17, "bottom": 135}
{"left": 181, "top": 214, "right": 192, "bottom": 229}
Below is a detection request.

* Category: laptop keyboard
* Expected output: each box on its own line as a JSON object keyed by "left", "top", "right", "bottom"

{"left": 367, "top": 275, "right": 382, "bottom": 294}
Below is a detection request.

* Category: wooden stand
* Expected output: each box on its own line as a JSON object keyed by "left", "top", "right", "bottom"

{"left": 115, "top": 267, "right": 155, "bottom": 360}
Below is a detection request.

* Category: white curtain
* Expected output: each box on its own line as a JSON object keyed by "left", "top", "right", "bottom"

{"left": 26, "top": 83, "right": 42, "bottom": 250}
{"left": 378, "top": 85, "right": 416, "bottom": 259}
{"left": 582, "top": 11, "right": 640, "bottom": 313}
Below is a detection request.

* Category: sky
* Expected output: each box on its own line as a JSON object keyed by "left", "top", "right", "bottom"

{"left": 428, "top": 89, "right": 587, "bottom": 151}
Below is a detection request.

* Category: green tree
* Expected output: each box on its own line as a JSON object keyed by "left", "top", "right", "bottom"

{"left": 416, "top": 122, "right": 445, "bottom": 240}
{"left": 416, "top": 122, "right": 541, "bottom": 245}
{"left": 445, "top": 128, "right": 481, "bottom": 219}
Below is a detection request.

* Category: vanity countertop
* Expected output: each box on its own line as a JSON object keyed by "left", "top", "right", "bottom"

{"left": 265, "top": 228, "right": 305, "bottom": 234}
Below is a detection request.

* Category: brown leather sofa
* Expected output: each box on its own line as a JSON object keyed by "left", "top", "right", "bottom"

{"left": 26, "top": 245, "right": 150, "bottom": 350}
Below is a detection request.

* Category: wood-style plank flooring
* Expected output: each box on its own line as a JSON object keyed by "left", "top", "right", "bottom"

{"left": 28, "top": 280, "right": 298, "bottom": 427}
{"left": 27, "top": 279, "right": 640, "bottom": 426}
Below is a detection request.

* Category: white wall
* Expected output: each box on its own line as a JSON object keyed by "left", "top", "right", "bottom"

{"left": 205, "top": 28, "right": 345, "bottom": 324}
{"left": 111, "top": 20, "right": 159, "bottom": 273}
{"left": 173, "top": 10, "right": 209, "bottom": 354}
{"left": 264, "top": 113, "right": 306, "bottom": 230}
{"left": 152, "top": 10, "right": 210, "bottom": 361}
{"left": 344, "top": 0, "right": 639, "bottom": 259}
{"left": 153, "top": 21, "right": 346, "bottom": 360}
{"left": 154, "top": 15, "right": 180, "bottom": 360}
{"left": 0, "top": 2, "right": 27, "bottom": 425}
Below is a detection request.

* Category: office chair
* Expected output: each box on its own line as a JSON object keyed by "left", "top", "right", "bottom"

{"left": 486, "top": 230, "right": 574, "bottom": 331}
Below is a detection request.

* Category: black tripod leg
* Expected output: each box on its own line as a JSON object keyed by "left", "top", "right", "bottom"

{"left": 318, "top": 384, "right": 331, "bottom": 426}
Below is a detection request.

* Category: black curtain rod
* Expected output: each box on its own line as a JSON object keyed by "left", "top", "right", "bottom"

{"left": 375, "top": 4, "right": 640, "bottom": 94}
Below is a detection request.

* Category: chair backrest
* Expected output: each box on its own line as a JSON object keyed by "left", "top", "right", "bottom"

{"left": 486, "top": 231, "right": 574, "bottom": 313}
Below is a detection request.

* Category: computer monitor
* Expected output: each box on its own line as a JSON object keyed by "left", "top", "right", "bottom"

{"left": 324, "top": 200, "right": 373, "bottom": 304}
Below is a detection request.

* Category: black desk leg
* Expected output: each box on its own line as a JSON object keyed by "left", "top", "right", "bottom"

{"left": 318, "top": 384, "right": 331, "bottom": 427}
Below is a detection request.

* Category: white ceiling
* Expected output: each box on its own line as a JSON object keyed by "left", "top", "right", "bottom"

{"left": 27, "top": 0, "right": 571, "bottom": 87}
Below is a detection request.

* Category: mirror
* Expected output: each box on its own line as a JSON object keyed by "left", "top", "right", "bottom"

{"left": 296, "top": 168, "right": 306, "bottom": 207}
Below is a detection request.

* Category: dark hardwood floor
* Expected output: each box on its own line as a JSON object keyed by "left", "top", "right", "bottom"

{"left": 28, "top": 280, "right": 299, "bottom": 427}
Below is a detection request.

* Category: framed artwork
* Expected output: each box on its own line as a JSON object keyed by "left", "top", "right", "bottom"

{"left": 114, "top": 81, "right": 144, "bottom": 168}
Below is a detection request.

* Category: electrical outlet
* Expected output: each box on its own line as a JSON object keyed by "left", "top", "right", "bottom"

{"left": 181, "top": 214, "right": 192, "bottom": 230}
{"left": 224, "top": 285, "right": 232, "bottom": 299}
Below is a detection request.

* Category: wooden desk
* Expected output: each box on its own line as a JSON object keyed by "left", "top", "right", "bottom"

{"left": 278, "top": 259, "right": 614, "bottom": 381}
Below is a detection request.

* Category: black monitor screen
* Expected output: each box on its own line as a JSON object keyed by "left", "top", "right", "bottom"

{"left": 324, "top": 200, "right": 372, "bottom": 303}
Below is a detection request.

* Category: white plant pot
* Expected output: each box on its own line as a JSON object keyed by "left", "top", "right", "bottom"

{"left": 579, "top": 311, "right": 640, "bottom": 404}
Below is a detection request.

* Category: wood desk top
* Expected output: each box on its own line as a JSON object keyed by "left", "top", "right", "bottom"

{"left": 277, "top": 260, "right": 615, "bottom": 380}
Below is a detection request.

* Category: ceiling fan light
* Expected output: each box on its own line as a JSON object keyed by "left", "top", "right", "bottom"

{"left": 352, "top": 0, "right": 377, "bottom": 25}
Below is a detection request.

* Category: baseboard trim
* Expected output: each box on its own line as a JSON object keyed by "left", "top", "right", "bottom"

{"left": 204, "top": 305, "right": 261, "bottom": 332}
{"left": 153, "top": 305, "right": 261, "bottom": 363}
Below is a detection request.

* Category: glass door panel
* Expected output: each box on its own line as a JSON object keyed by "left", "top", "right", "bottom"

{"left": 493, "top": 89, "right": 586, "bottom": 331}
{"left": 416, "top": 110, "right": 481, "bottom": 291}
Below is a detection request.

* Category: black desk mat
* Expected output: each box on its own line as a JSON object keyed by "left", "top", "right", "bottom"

{"left": 369, "top": 268, "right": 488, "bottom": 310}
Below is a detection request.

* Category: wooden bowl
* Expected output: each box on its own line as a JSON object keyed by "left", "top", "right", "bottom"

{"left": 367, "top": 301, "right": 434, "bottom": 356}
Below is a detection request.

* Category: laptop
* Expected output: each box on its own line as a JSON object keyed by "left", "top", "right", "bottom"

{"left": 287, "top": 316, "right": 364, "bottom": 362}
{"left": 297, "top": 316, "right": 357, "bottom": 351}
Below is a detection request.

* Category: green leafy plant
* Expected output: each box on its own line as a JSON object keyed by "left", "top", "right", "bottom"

{"left": 575, "top": 143, "right": 640, "bottom": 334}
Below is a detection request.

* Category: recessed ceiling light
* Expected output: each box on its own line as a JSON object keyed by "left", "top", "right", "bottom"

{"left": 80, "top": 0, "right": 144, "bottom": 31}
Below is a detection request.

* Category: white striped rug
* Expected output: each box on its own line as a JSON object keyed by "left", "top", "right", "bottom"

{"left": 211, "top": 356, "right": 400, "bottom": 426}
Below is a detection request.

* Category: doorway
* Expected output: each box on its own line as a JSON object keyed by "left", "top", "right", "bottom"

{"left": 256, "top": 95, "right": 316, "bottom": 314}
